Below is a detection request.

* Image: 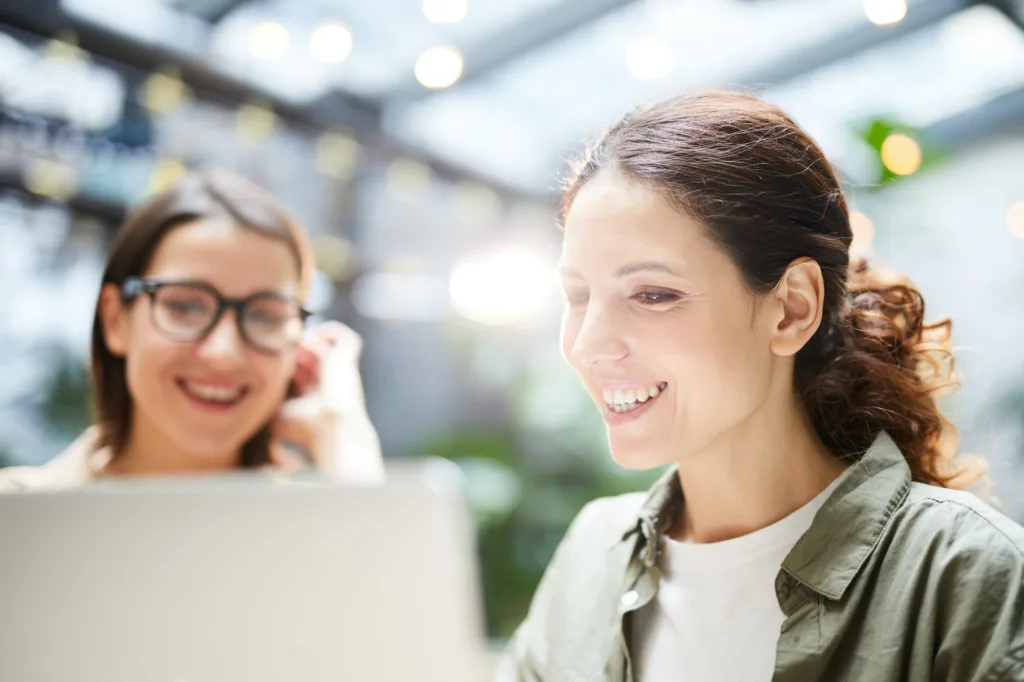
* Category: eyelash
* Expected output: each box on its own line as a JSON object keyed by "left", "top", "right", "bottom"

{"left": 562, "top": 290, "right": 682, "bottom": 307}
{"left": 631, "top": 290, "right": 682, "bottom": 305}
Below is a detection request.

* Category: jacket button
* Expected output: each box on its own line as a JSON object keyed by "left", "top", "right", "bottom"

{"left": 621, "top": 590, "right": 639, "bottom": 607}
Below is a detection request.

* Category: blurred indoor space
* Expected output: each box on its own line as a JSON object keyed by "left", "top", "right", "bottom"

{"left": 2, "top": 0, "right": 1024, "bottom": 646}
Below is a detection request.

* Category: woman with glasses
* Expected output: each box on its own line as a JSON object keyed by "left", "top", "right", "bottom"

{"left": 0, "top": 169, "right": 382, "bottom": 489}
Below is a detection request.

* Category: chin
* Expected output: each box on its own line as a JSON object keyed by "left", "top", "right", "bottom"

{"left": 174, "top": 436, "right": 248, "bottom": 468}
{"left": 607, "top": 439, "right": 674, "bottom": 472}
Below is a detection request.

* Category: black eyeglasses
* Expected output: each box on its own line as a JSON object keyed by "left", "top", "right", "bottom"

{"left": 121, "top": 277, "right": 312, "bottom": 354}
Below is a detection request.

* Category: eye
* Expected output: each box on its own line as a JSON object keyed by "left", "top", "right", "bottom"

{"left": 562, "top": 290, "right": 589, "bottom": 306}
{"left": 631, "top": 290, "right": 682, "bottom": 305}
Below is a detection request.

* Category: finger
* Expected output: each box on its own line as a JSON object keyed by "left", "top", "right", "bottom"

{"left": 290, "top": 344, "right": 321, "bottom": 397}
{"left": 269, "top": 441, "right": 314, "bottom": 474}
{"left": 309, "top": 321, "right": 363, "bottom": 360}
{"left": 272, "top": 395, "right": 330, "bottom": 468}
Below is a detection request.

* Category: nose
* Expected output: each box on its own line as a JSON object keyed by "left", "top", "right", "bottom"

{"left": 568, "top": 301, "right": 629, "bottom": 368}
{"left": 196, "top": 310, "right": 246, "bottom": 363}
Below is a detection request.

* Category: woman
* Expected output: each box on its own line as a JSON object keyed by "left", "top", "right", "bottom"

{"left": 0, "top": 169, "right": 382, "bottom": 489}
{"left": 497, "top": 92, "right": 1024, "bottom": 681}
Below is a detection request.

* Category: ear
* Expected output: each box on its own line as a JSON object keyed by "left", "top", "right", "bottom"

{"left": 98, "top": 283, "right": 130, "bottom": 358}
{"left": 768, "top": 258, "right": 825, "bottom": 357}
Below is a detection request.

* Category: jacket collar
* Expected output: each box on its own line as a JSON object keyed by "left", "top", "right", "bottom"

{"left": 619, "top": 432, "right": 912, "bottom": 598}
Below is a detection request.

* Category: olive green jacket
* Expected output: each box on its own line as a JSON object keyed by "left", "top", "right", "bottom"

{"left": 496, "top": 434, "right": 1024, "bottom": 681}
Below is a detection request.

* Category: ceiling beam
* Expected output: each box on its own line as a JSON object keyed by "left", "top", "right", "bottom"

{"left": 736, "top": 0, "right": 971, "bottom": 88}
{"left": 982, "top": 0, "right": 1024, "bottom": 32}
{"left": 385, "top": 0, "right": 640, "bottom": 103}
{"left": 177, "top": 0, "right": 250, "bottom": 25}
{"left": 924, "top": 84, "right": 1024, "bottom": 149}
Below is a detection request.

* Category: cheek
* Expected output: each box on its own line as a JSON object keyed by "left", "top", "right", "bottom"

{"left": 248, "top": 353, "right": 295, "bottom": 404}
{"left": 123, "top": 315, "right": 186, "bottom": 397}
{"left": 656, "top": 305, "right": 771, "bottom": 405}
{"left": 559, "top": 310, "right": 581, "bottom": 365}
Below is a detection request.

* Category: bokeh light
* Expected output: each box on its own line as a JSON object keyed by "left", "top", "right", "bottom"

{"left": 625, "top": 39, "right": 673, "bottom": 80}
{"left": 309, "top": 21, "right": 353, "bottom": 64}
{"left": 248, "top": 20, "right": 290, "bottom": 61}
{"left": 415, "top": 46, "right": 464, "bottom": 89}
{"left": 449, "top": 247, "right": 555, "bottom": 326}
{"left": 1007, "top": 201, "right": 1024, "bottom": 239}
{"left": 423, "top": 0, "right": 468, "bottom": 24}
{"left": 849, "top": 211, "right": 876, "bottom": 255}
{"left": 864, "top": 0, "right": 907, "bottom": 26}
{"left": 880, "top": 133, "right": 922, "bottom": 176}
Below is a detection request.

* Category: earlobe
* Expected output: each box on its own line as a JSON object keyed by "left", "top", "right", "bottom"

{"left": 769, "top": 258, "right": 825, "bottom": 357}
{"left": 98, "top": 283, "right": 129, "bottom": 358}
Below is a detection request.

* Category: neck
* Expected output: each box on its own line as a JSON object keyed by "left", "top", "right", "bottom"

{"left": 103, "top": 412, "right": 240, "bottom": 477}
{"left": 672, "top": 382, "right": 847, "bottom": 544}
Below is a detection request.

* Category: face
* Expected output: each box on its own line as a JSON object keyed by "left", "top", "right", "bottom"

{"left": 559, "top": 172, "right": 782, "bottom": 470}
{"left": 102, "top": 219, "right": 302, "bottom": 466}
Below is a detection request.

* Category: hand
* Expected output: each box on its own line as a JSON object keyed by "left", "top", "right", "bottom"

{"left": 269, "top": 321, "right": 385, "bottom": 483}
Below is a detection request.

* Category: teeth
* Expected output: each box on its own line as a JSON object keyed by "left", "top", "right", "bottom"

{"left": 602, "top": 382, "right": 666, "bottom": 410}
{"left": 185, "top": 382, "right": 243, "bottom": 403}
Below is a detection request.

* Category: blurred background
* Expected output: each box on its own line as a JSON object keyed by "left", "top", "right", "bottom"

{"left": 1, "top": 0, "right": 1023, "bottom": 639}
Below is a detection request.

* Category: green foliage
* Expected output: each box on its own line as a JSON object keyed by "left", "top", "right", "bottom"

{"left": 855, "top": 117, "right": 948, "bottom": 186}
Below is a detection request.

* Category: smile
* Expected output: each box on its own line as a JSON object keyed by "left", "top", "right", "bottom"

{"left": 177, "top": 379, "right": 248, "bottom": 408}
{"left": 602, "top": 382, "right": 668, "bottom": 413}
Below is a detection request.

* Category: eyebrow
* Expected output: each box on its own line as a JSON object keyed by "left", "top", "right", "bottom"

{"left": 558, "top": 261, "right": 682, "bottom": 279}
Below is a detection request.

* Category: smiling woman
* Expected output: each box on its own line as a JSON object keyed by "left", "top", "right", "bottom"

{"left": 498, "top": 91, "right": 1024, "bottom": 682}
{"left": 0, "top": 169, "right": 382, "bottom": 488}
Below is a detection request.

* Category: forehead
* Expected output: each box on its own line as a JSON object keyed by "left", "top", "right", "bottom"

{"left": 145, "top": 219, "right": 300, "bottom": 296}
{"left": 561, "top": 173, "right": 714, "bottom": 273}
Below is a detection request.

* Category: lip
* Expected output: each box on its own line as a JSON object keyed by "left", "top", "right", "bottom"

{"left": 176, "top": 379, "right": 249, "bottom": 413}
{"left": 597, "top": 379, "right": 667, "bottom": 391}
{"left": 600, "top": 384, "right": 666, "bottom": 426}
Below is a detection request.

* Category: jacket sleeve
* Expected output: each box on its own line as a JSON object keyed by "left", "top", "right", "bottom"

{"left": 928, "top": 501, "right": 1024, "bottom": 682}
{"left": 492, "top": 497, "right": 629, "bottom": 682}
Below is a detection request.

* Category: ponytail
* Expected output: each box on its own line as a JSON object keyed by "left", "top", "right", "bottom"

{"left": 798, "top": 260, "right": 987, "bottom": 490}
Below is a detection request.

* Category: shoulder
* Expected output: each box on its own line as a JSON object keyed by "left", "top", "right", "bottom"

{"left": 554, "top": 492, "right": 648, "bottom": 564}
{"left": 496, "top": 492, "right": 647, "bottom": 681}
{"left": 896, "top": 483, "right": 1024, "bottom": 561}
{"left": 882, "top": 483, "right": 1024, "bottom": 678}
{"left": 0, "top": 428, "right": 104, "bottom": 493}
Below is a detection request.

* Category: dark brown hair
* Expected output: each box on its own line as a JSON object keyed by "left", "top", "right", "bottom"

{"left": 91, "top": 168, "right": 313, "bottom": 467}
{"left": 564, "top": 90, "right": 985, "bottom": 490}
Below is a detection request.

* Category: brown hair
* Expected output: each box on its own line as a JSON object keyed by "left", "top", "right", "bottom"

{"left": 564, "top": 90, "right": 985, "bottom": 490}
{"left": 91, "top": 168, "right": 314, "bottom": 467}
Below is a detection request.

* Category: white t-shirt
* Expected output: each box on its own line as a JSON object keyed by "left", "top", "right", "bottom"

{"left": 631, "top": 470, "right": 849, "bottom": 682}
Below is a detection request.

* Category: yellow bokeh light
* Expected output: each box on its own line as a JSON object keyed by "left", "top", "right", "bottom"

{"left": 1007, "top": 201, "right": 1024, "bottom": 239}
{"left": 22, "top": 159, "right": 79, "bottom": 202}
{"left": 236, "top": 101, "right": 276, "bottom": 145}
{"left": 149, "top": 159, "right": 187, "bottom": 195}
{"left": 880, "top": 133, "right": 922, "bottom": 176}
{"left": 849, "top": 211, "right": 876, "bottom": 255}
{"left": 414, "top": 46, "right": 464, "bottom": 89}
{"left": 864, "top": 0, "right": 907, "bottom": 26}
{"left": 249, "top": 21, "right": 290, "bottom": 61}
{"left": 139, "top": 69, "right": 190, "bottom": 115}
{"left": 315, "top": 133, "right": 359, "bottom": 181}
{"left": 386, "top": 158, "right": 433, "bottom": 199}
{"left": 312, "top": 234, "right": 354, "bottom": 281}
{"left": 44, "top": 32, "right": 83, "bottom": 62}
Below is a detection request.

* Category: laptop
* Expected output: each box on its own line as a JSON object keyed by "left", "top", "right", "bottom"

{"left": 0, "top": 460, "right": 488, "bottom": 682}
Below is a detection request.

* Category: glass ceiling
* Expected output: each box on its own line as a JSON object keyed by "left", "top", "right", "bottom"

{"left": 58, "top": 0, "right": 1024, "bottom": 194}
